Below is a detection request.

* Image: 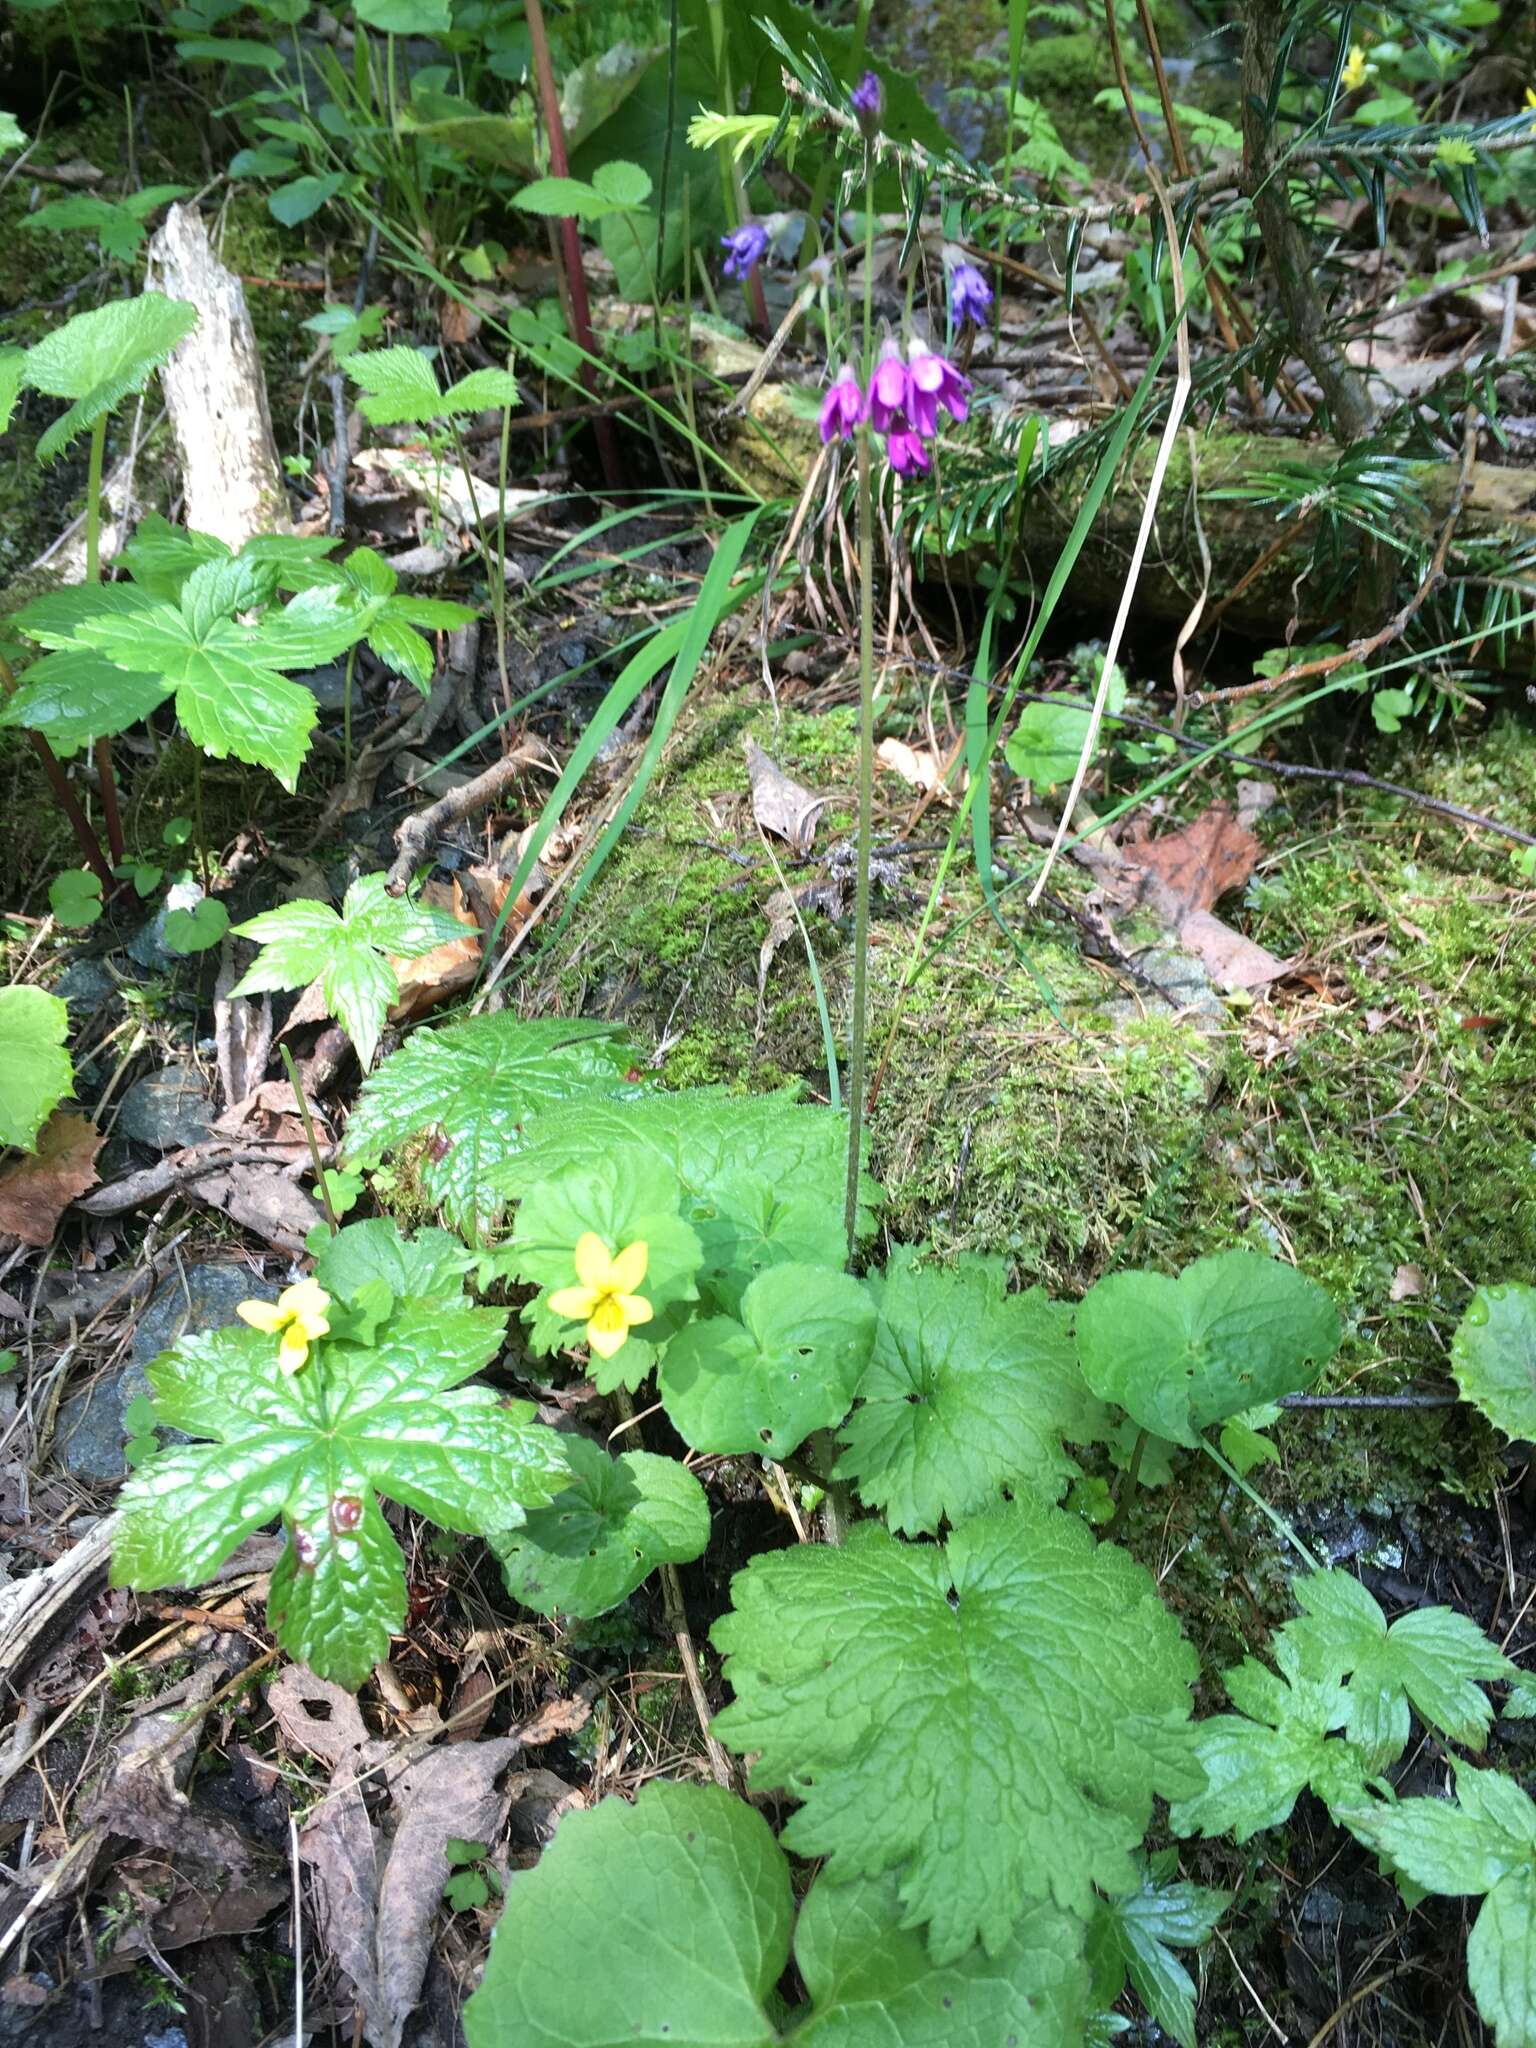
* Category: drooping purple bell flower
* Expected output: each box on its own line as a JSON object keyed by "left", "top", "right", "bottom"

{"left": 947, "top": 260, "right": 993, "bottom": 329}
{"left": 866, "top": 338, "right": 911, "bottom": 433}
{"left": 720, "top": 221, "right": 770, "bottom": 280}
{"left": 819, "top": 363, "right": 866, "bottom": 443}
{"left": 851, "top": 69, "right": 884, "bottom": 141}
{"left": 885, "top": 428, "right": 931, "bottom": 477}
{"left": 906, "top": 338, "right": 971, "bottom": 437}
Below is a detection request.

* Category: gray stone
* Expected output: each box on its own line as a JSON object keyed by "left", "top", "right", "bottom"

{"left": 292, "top": 662, "right": 349, "bottom": 712}
{"left": 118, "top": 1064, "right": 215, "bottom": 1151}
{"left": 54, "top": 1264, "right": 277, "bottom": 1485}
{"left": 54, "top": 959, "right": 119, "bottom": 1018}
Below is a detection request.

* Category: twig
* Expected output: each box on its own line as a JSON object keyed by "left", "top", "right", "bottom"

{"left": 1278, "top": 1392, "right": 1459, "bottom": 1409}
{"left": 1187, "top": 407, "right": 1481, "bottom": 710}
{"left": 279, "top": 1044, "right": 338, "bottom": 1233}
{"left": 383, "top": 746, "right": 537, "bottom": 896}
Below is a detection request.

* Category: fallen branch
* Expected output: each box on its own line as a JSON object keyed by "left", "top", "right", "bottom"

{"left": 384, "top": 746, "right": 538, "bottom": 896}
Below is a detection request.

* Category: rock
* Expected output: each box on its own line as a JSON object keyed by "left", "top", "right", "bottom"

{"left": 117, "top": 1064, "right": 215, "bottom": 1151}
{"left": 127, "top": 877, "right": 203, "bottom": 971}
{"left": 54, "top": 960, "right": 119, "bottom": 1019}
{"left": 291, "top": 663, "right": 349, "bottom": 712}
{"left": 54, "top": 1264, "right": 276, "bottom": 1486}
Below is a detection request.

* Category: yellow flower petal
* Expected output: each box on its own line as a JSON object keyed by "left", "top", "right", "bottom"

{"left": 278, "top": 1324, "right": 311, "bottom": 1375}
{"left": 586, "top": 1315, "right": 630, "bottom": 1359}
{"left": 237, "top": 1300, "right": 286, "bottom": 1334}
{"left": 573, "top": 1232, "right": 612, "bottom": 1289}
{"left": 549, "top": 1284, "right": 600, "bottom": 1321}
{"left": 608, "top": 1240, "right": 649, "bottom": 1294}
{"left": 281, "top": 1279, "right": 332, "bottom": 1323}
{"left": 615, "top": 1294, "right": 653, "bottom": 1327}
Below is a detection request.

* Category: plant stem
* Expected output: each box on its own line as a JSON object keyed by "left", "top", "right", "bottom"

{"left": 280, "top": 1044, "right": 339, "bottom": 1235}
{"left": 1200, "top": 1435, "right": 1322, "bottom": 1574}
{"left": 83, "top": 415, "right": 126, "bottom": 865}
{"left": 843, "top": 428, "right": 875, "bottom": 1267}
{"left": 0, "top": 655, "right": 114, "bottom": 888}
{"left": 191, "top": 752, "right": 210, "bottom": 894}
{"left": 341, "top": 641, "right": 358, "bottom": 786}
{"left": 808, "top": 1428, "right": 851, "bottom": 1546}
{"left": 522, "top": 0, "right": 624, "bottom": 489}
{"left": 1106, "top": 1426, "right": 1147, "bottom": 1540}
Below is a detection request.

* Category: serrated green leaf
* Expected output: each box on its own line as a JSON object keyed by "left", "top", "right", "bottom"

{"left": 514, "top": 174, "right": 612, "bottom": 220}
{"left": 0, "top": 647, "right": 171, "bottom": 754}
{"left": 23, "top": 293, "right": 198, "bottom": 461}
{"left": 462, "top": 1780, "right": 1091, "bottom": 2048}
{"left": 0, "top": 348, "right": 24, "bottom": 435}
{"left": 1469, "top": 1864, "right": 1536, "bottom": 2047}
{"left": 439, "top": 367, "right": 520, "bottom": 414}
{"left": 1075, "top": 1251, "right": 1340, "bottom": 1447}
{"left": 659, "top": 1262, "right": 874, "bottom": 1459}
{"left": 444, "top": 1868, "right": 490, "bottom": 1912}
{"left": 112, "top": 1286, "right": 566, "bottom": 1687}
{"left": 494, "top": 1435, "right": 709, "bottom": 1616}
{"left": 346, "top": 345, "right": 445, "bottom": 426}
{"left": 713, "top": 1498, "right": 1200, "bottom": 1959}
{"left": 689, "top": 1166, "right": 843, "bottom": 1315}
{"left": 312, "top": 1217, "right": 474, "bottom": 1300}
{"left": 1453, "top": 1284, "right": 1536, "bottom": 1443}
{"left": 21, "top": 196, "right": 152, "bottom": 263}
{"left": 591, "top": 159, "right": 652, "bottom": 209}
{"left": 835, "top": 1254, "right": 1105, "bottom": 1535}
{"left": 1345, "top": 1766, "right": 1536, "bottom": 1899}
{"left": 343, "top": 1016, "right": 640, "bottom": 1234}
{"left": 0, "top": 986, "right": 73, "bottom": 1152}
{"left": 13, "top": 582, "right": 157, "bottom": 647}
{"left": 1286, "top": 1569, "right": 1513, "bottom": 1769}
{"left": 502, "top": 1145, "right": 702, "bottom": 1390}
{"left": 118, "top": 513, "right": 229, "bottom": 598}
{"left": 1087, "top": 1854, "right": 1229, "bottom": 2048}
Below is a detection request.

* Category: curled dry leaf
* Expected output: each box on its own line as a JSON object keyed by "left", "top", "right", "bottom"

{"left": 745, "top": 738, "right": 828, "bottom": 855}
{"left": 0, "top": 1109, "right": 104, "bottom": 1246}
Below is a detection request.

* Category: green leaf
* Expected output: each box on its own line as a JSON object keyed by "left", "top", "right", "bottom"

{"left": 688, "top": 1165, "right": 844, "bottom": 1314}
{"left": 0, "top": 347, "right": 24, "bottom": 435}
{"left": 493, "top": 1434, "right": 710, "bottom": 1616}
{"left": 502, "top": 1144, "right": 702, "bottom": 1390}
{"left": 1452, "top": 1284, "right": 1536, "bottom": 1442}
{"left": 48, "top": 868, "right": 104, "bottom": 929}
{"left": 21, "top": 196, "right": 154, "bottom": 263}
{"left": 591, "top": 159, "right": 652, "bottom": 209}
{"left": 1286, "top": 1569, "right": 1514, "bottom": 1769}
{"left": 175, "top": 33, "right": 285, "bottom": 67}
{"left": 22, "top": 293, "right": 198, "bottom": 462}
{"left": 462, "top": 1780, "right": 1091, "bottom": 2048}
{"left": 1004, "top": 670, "right": 1124, "bottom": 789}
{"left": 164, "top": 895, "right": 229, "bottom": 954}
{"left": 514, "top": 174, "right": 612, "bottom": 220}
{"left": 0, "top": 647, "right": 171, "bottom": 754}
{"left": 112, "top": 1294, "right": 566, "bottom": 1687}
{"left": 232, "top": 874, "right": 467, "bottom": 1066}
{"left": 343, "top": 1016, "right": 640, "bottom": 1234}
{"left": 835, "top": 1253, "right": 1105, "bottom": 1535}
{"left": 0, "top": 986, "right": 73, "bottom": 1152}
{"left": 354, "top": 0, "right": 450, "bottom": 27}
{"left": 345, "top": 345, "right": 445, "bottom": 426}
{"left": 1344, "top": 1766, "right": 1536, "bottom": 1903}
{"left": 439, "top": 367, "right": 520, "bottom": 414}
{"left": 444, "top": 1868, "right": 490, "bottom": 1912}
{"left": 1469, "top": 1864, "right": 1536, "bottom": 2048}
{"left": 0, "top": 114, "right": 27, "bottom": 153}
{"left": 1075, "top": 1250, "right": 1340, "bottom": 1448}
{"left": 268, "top": 173, "right": 346, "bottom": 226}
{"left": 312, "top": 1218, "right": 474, "bottom": 1301}
{"left": 713, "top": 1498, "right": 1200, "bottom": 1959}
{"left": 1087, "top": 1853, "right": 1229, "bottom": 2048}
{"left": 1370, "top": 686, "right": 1415, "bottom": 733}
{"left": 658, "top": 1262, "right": 875, "bottom": 1459}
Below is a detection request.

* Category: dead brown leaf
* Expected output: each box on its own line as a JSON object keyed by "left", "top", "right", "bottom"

{"left": 876, "top": 737, "right": 960, "bottom": 797}
{"left": 1120, "top": 805, "right": 1262, "bottom": 924}
{"left": 745, "top": 738, "right": 827, "bottom": 854}
{"left": 191, "top": 1160, "right": 324, "bottom": 1255}
{"left": 214, "top": 939, "right": 273, "bottom": 1108}
{"left": 1177, "top": 910, "right": 1295, "bottom": 992}
{"left": 390, "top": 876, "right": 486, "bottom": 1023}
{"left": 0, "top": 1111, "right": 105, "bottom": 1246}
{"left": 1391, "top": 1263, "right": 1425, "bottom": 1301}
{"left": 759, "top": 874, "right": 848, "bottom": 998}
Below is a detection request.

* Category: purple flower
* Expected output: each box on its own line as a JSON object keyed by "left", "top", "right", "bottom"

{"left": 948, "top": 260, "right": 993, "bottom": 329}
{"left": 819, "top": 363, "right": 866, "bottom": 443}
{"left": 885, "top": 428, "right": 931, "bottom": 477}
{"left": 851, "top": 69, "right": 884, "bottom": 140}
{"left": 866, "top": 338, "right": 911, "bottom": 432}
{"left": 906, "top": 338, "right": 971, "bottom": 437}
{"left": 720, "top": 222, "right": 769, "bottom": 281}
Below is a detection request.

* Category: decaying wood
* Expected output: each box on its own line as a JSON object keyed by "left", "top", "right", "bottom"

{"left": 146, "top": 204, "right": 289, "bottom": 546}
{"left": 385, "top": 745, "right": 539, "bottom": 896}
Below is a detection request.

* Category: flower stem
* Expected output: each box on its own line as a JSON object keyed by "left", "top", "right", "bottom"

{"left": 83, "top": 415, "right": 125, "bottom": 864}
{"left": 341, "top": 640, "right": 358, "bottom": 786}
{"left": 842, "top": 425, "right": 875, "bottom": 1263}
{"left": 280, "top": 1043, "right": 339, "bottom": 1235}
{"left": 1200, "top": 1434, "right": 1322, "bottom": 1574}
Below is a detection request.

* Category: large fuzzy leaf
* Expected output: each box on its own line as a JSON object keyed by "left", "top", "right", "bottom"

{"left": 1452, "top": 1284, "right": 1536, "bottom": 1444}
{"left": 0, "top": 988, "right": 73, "bottom": 1153}
{"left": 712, "top": 1498, "right": 1200, "bottom": 1961}
{"left": 24, "top": 293, "right": 198, "bottom": 460}
{"left": 341, "top": 1015, "right": 641, "bottom": 1234}
{"left": 462, "top": 1780, "right": 1090, "bottom": 2048}
{"left": 836, "top": 1253, "right": 1105, "bottom": 1534}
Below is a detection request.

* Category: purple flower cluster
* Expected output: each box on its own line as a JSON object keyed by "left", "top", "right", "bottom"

{"left": 947, "top": 260, "right": 993, "bottom": 330}
{"left": 720, "top": 221, "right": 769, "bottom": 280}
{"left": 851, "top": 69, "right": 884, "bottom": 141}
{"left": 819, "top": 337, "right": 971, "bottom": 475}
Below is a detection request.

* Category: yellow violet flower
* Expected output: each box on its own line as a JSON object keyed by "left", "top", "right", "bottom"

{"left": 1342, "top": 44, "right": 1369, "bottom": 92}
{"left": 238, "top": 1278, "right": 332, "bottom": 1375}
{"left": 1527, "top": 85, "right": 1536, "bottom": 127}
{"left": 548, "top": 1234, "right": 653, "bottom": 1359}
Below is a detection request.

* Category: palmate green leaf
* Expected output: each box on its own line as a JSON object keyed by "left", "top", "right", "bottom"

{"left": 462, "top": 1780, "right": 1090, "bottom": 2048}
{"left": 1452, "top": 1284, "right": 1536, "bottom": 1443}
{"left": 1086, "top": 1851, "right": 1229, "bottom": 2048}
{"left": 72, "top": 567, "right": 365, "bottom": 789}
{"left": 0, "top": 647, "right": 171, "bottom": 755}
{"left": 345, "top": 345, "right": 446, "bottom": 426}
{"left": 836, "top": 1254, "right": 1106, "bottom": 1535}
{"left": 713, "top": 1498, "right": 1201, "bottom": 1962}
{"left": 1075, "top": 1250, "right": 1340, "bottom": 1447}
{"left": 1344, "top": 1768, "right": 1536, "bottom": 2048}
{"left": 492, "top": 1086, "right": 881, "bottom": 1248}
{"left": 658, "top": 1262, "right": 874, "bottom": 1460}
{"left": 1286, "top": 1569, "right": 1514, "bottom": 1769}
{"left": 501, "top": 1144, "right": 703, "bottom": 1392}
{"left": 687, "top": 1166, "right": 843, "bottom": 1315}
{"left": 113, "top": 1259, "right": 566, "bottom": 1688}
{"left": 493, "top": 1434, "right": 709, "bottom": 1617}
{"left": 342, "top": 1015, "right": 641, "bottom": 1235}
{"left": 283, "top": 544, "right": 478, "bottom": 693}
{"left": 231, "top": 874, "right": 468, "bottom": 1067}
{"left": 0, "top": 987, "right": 73, "bottom": 1153}
{"left": 312, "top": 1217, "right": 474, "bottom": 1301}
{"left": 23, "top": 293, "right": 198, "bottom": 462}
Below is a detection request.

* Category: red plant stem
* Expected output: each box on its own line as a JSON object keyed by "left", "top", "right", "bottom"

{"left": 522, "top": 0, "right": 624, "bottom": 490}
{"left": 93, "top": 738, "right": 125, "bottom": 865}
{"left": 34, "top": 737, "right": 116, "bottom": 890}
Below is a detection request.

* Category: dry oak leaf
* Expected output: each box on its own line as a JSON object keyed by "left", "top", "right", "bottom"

{"left": 745, "top": 738, "right": 828, "bottom": 854}
{"left": 0, "top": 1110, "right": 104, "bottom": 1245}
{"left": 1119, "top": 804, "right": 1262, "bottom": 924}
